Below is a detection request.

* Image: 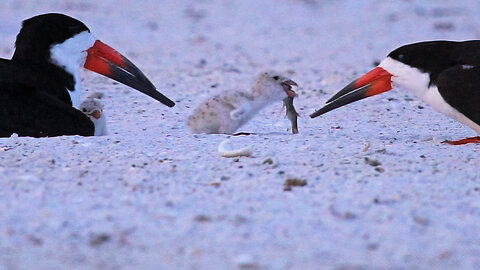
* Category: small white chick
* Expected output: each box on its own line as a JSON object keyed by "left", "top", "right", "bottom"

{"left": 79, "top": 92, "right": 107, "bottom": 136}
{"left": 188, "top": 71, "right": 297, "bottom": 134}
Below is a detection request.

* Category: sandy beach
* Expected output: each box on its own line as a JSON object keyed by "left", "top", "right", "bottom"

{"left": 1, "top": 0, "right": 480, "bottom": 269}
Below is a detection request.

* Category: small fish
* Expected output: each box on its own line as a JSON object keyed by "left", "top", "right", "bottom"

{"left": 283, "top": 96, "right": 299, "bottom": 134}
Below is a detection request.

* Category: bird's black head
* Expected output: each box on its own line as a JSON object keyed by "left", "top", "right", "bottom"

{"left": 13, "top": 13, "right": 90, "bottom": 63}
{"left": 388, "top": 41, "right": 465, "bottom": 86}
{"left": 10, "top": 13, "right": 176, "bottom": 108}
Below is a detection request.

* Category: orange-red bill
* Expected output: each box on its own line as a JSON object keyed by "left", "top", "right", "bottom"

{"left": 84, "top": 40, "right": 175, "bottom": 107}
{"left": 442, "top": 136, "right": 480, "bottom": 145}
{"left": 310, "top": 67, "right": 393, "bottom": 118}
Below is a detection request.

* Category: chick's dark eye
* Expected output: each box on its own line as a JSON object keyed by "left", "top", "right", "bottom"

{"left": 273, "top": 76, "right": 279, "bottom": 80}
{"left": 82, "top": 108, "right": 87, "bottom": 112}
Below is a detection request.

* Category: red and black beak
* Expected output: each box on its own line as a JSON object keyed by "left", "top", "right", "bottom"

{"left": 84, "top": 40, "right": 175, "bottom": 107}
{"left": 310, "top": 67, "right": 393, "bottom": 118}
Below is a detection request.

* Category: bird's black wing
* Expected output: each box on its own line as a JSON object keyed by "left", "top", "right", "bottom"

{"left": 0, "top": 58, "right": 73, "bottom": 105}
{"left": 0, "top": 59, "right": 94, "bottom": 137}
{"left": 436, "top": 65, "right": 480, "bottom": 126}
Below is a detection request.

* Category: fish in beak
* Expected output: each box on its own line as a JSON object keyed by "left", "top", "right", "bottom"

{"left": 84, "top": 40, "right": 175, "bottom": 107}
{"left": 310, "top": 67, "right": 393, "bottom": 118}
{"left": 281, "top": 79, "right": 298, "bottom": 98}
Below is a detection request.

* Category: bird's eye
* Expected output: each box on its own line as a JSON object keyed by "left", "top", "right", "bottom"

{"left": 273, "top": 76, "right": 280, "bottom": 80}
{"left": 82, "top": 108, "right": 87, "bottom": 112}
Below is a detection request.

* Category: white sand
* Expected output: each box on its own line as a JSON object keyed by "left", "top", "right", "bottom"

{"left": 1, "top": 0, "right": 480, "bottom": 269}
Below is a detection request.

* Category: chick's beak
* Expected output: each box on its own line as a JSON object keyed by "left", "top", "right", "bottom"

{"left": 281, "top": 79, "right": 298, "bottom": 97}
{"left": 88, "top": 110, "right": 102, "bottom": 120}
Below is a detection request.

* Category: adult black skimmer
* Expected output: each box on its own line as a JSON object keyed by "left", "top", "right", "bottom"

{"left": 0, "top": 13, "right": 174, "bottom": 137}
{"left": 310, "top": 40, "right": 480, "bottom": 145}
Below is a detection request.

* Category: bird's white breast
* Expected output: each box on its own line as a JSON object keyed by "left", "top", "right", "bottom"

{"left": 49, "top": 31, "right": 96, "bottom": 108}
{"left": 380, "top": 57, "right": 480, "bottom": 134}
{"left": 379, "top": 57, "right": 432, "bottom": 99}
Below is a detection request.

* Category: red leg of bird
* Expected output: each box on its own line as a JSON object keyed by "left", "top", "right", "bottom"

{"left": 442, "top": 136, "right": 480, "bottom": 145}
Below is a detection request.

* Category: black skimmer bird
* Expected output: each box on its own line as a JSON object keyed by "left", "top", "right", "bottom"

{"left": 0, "top": 13, "right": 174, "bottom": 137}
{"left": 187, "top": 71, "right": 297, "bottom": 134}
{"left": 310, "top": 40, "right": 480, "bottom": 145}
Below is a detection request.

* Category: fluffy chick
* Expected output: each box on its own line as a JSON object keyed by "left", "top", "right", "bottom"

{"left": 79, "top": 93, "right": 107, "bottom": 136}
{"left": 188, "top": 71, "right": 297, "bottom": 134}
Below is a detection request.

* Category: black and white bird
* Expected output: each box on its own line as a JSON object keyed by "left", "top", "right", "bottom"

{"left": 310, "top": 40, "right": 480, "bottom": 145}
{"left": 0, "top": 13, "right": 174, "bottom": 137}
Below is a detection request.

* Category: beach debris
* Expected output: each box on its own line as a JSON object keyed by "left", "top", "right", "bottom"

{"left": 283, "top": 178, "right": 307, "bottom": 191}
{"left": 364, "top": 157, "right": 384, "bottom": 172}
{"left": 205, "top": 181, "right": 221, "bottom": 187}
{"left": 328, "top": 205, "right": 357, "bottom": 220}
{"left": 262, "top": 157, "right": 278, "bottom": 168}
{"left": 194, "top": 214, "right": 212, "bottom": 222}
{"left": 364, "top": 157, "right": 381, "bottom": 167}
{"left": 234, "top": 254, "right": 259, "bottom": 270}
{"left": 363, "top": 142, "right": 371, "bottom": 152}
{"left": 263, "top": 158, "right": 274, "bottom": 165}
{"left": 218, "top": 139, "right": 252, "bottom": 158}
{"left": 89, "top": 233, "right": 111, "bottom": 247}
